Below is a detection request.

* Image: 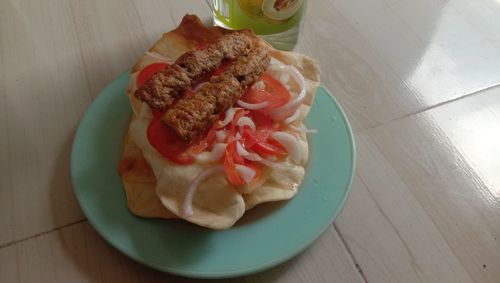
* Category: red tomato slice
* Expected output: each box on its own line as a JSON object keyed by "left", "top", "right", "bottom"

{"left": 189, "top": 125, "right": 218, "bottom": 154}
{"left": 151, "top": 109, "right": 164, "bottom": 119}
{"left": 242, "top": 128, "right": 287, "bottom": 157}
{"left": 256, "top": 128, "right": 288, "bottom": 156}
{"left": 242, "top": 88, "right": 268, "bottom": 104}
{"left": 224, "top": 142, "right": 245, "bottom": 186}
{"left": 191, "top": 59, "right": 235, "bottom": 88}
{"left": 241, "top": 129, "right": 257, "bottom": 148}
{"left": 147, "top": 115, "right": 194, "bottom": 165}
{"left": 231, "top": 141, "right": 245, "bottom": 164}
{"left": 254, "top": 127, "right": 273, "bottom": 142}
{"left": 224, "top": 142, "right": 262, "bottom": 186}
{"left": 241, "top": 74, "right": 291, "bottom": 111}
{"left": 230, "top": 109, "right": 248, "bottom": 135}
{"left": 241, "top": 128, "right": 273, "bottom": 147}
{"left": 213, "top": 59, "right": 233, "bottom": 76}
{"left": 248, "top": 109, "right": 274, "bottom": 127}
{"left": 137, "top": 63, "right": 169, "bottom": 88}
{"left": 253, "top": 140, "right": 287, "bottom": 157}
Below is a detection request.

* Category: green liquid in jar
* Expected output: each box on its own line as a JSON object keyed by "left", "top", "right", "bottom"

{"left": 212, "top": 0, "right": 307, "bottom": 51}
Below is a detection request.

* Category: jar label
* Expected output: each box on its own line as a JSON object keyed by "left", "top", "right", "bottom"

{"left": 213, "top": 0, "right": 307, "bottom": 35}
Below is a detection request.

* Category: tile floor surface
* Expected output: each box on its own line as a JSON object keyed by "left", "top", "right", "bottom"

{"left": 1, "top": 0, "right": 499, "bottom": 282}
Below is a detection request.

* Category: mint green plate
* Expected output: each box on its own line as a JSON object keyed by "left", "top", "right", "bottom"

{"left": 71, "top": 72, "right": 355, "bottom": 279}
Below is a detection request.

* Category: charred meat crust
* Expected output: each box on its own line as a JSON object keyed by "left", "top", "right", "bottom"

{"left": 163, "top": 46, "right": 270, "bottom": 143}
{"left": 134, "top": 33, "right": 252, "bottom": 111}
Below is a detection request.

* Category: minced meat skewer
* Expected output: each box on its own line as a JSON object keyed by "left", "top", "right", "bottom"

{"left": 163, "top": 46, "right": 270, "bottom": 143}
{"left": 134, "top": 32, "right": 252, "bottom": 111}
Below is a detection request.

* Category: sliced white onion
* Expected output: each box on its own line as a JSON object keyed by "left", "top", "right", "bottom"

{"left": 243, "top": 152, "right": 278, "bottom": 168}
{"left": 244, "top": 152, "right": 261, "bottom": 161}
{"left": 269, "top": 57, "right": 286, "bottom": 69}
{"left": 236, "top": 141, "right": 250, "bottom": 156}
{"left": 289, "top": 124, "right": 318, "bottom": 134}
{"left": 235, "top": 132, "right": 242, "bottom": 140}
{"left": 237, "top": 100, "right": 268, "bottom": 110}
{"left": 284, "top": 108, "right": 301, "bottom": 124}
{"left": 236, "top": 116, "right": 256, "bottom": 132}
{"left": 280, "top": 72, "right": 290, "bottom": 84}
{"left": 266, "top": 59, "right": 286, "bottom": 82}
{"left": 195, "top": 143, "right": 227, "bottom": 163}
{"left": 271, "top": 131, "right": 303, "bottom": 163}
{"left": 217, "top": 107, "right": 240, "bottom": 128}
{"left": 269, "top": 65, "right": 307, "bottom": 120}
{"left": 215, "top": 130, "right": 228, "bottom": 143}
{"left": 145, "top": 51, "right": 172, "bottom": 62}
{"left": 183, "top": 165, "right": 224, "bottom": 217}
{"left": 267, "top": 155, "right": 278, "bottom": 162}
{"left": 235, "top": 164, "right": 257, "bottom": 184}
{"left": 254, "top": 80, "right": 265, "bottom": 90}
{"left": 139, "top": 103, "right": 153, "bottom": 119}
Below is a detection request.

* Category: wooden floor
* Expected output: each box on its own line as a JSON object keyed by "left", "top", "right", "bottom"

{"left": 1, "top": 0, "right": 499, "bottom": 282}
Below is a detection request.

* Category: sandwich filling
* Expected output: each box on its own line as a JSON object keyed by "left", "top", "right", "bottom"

{"left": 121, "top": 17, "right": 320, "bottom": 229}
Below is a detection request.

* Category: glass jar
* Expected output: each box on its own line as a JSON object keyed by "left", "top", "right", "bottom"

{"left": 211, "top": 0, "right": 307, "bottom": 51}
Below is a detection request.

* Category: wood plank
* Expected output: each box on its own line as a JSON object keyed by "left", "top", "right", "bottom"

{"left": 0, "top": 0, "right": 212, "bottom": 246}
{"left": 297, "top": 0, "right": 500, "bottom": 131}
{"left": 336, "top": 86, "right": 500, "bottom": 282}
{"left": 296, "top": 0, "right": 423, "bottom": 131}
{"left": 0, "top": 0, "right": 211, "bottom": 246}
{"left": 69, "top": 0, "right": 211, "bottom": 95}
{"left": 337, "top": 167, "right": 472, "bottom": 282}
{"left": 69, "top": 0, "right": 152, "bottom": 96}
{"left": 6, "top": 0, "right": 500, "bottom": 282}
{"left": 0, "top": 221, "right": 364, "bottom": 282}
{"left": 389, "top": 0, "right": 500, "bottom": 105}
{"left": 132, "top": 0, "right": 212, "bottom": 47}
{"left": 0, "top": 0, "right": 87, "bottom": 246}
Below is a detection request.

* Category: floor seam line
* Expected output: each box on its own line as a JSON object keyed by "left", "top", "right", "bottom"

{"left": 333, "top": 223, "right": 369, "bottom": 283}
{"left": 359, "top": 82, "right": 500, "bottom": 133}
{"left": 0, "top": 219, "right": 87, "bottom": 249}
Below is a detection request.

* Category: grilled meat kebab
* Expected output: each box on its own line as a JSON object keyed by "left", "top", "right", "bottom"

{"left": 163, "top": 46, "right": 270, "bottom": 142}
{"left": 135, "top": 32, "right": 252, "bottom": 111}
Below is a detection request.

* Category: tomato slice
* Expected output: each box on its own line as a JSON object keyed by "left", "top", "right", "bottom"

{"left": 189, "top": 124, "right": 218, "bottom": 154}
{"left": 253, "top": 140, "right": 287, "bottom": 157}
{"left": 242, "top": 88, "right": 267, "bottom": 104}
{"left": 190, "top": 59, "right": 235, "bottom": 92}
{"left": 241, "top": 74, "right": 291, "bottom": 111}
{"left": 151, "top": 109, "right": 164, "bottom": 119}
{"left": 137, "top": 63, "right": 169, "bottom": 88}
{"left": 254, "top": 127, "right": 273, "bottom": 142}
{"left": 147, "top": 114, "right": 194, "bottom": 165}
{"left": 242, "top": 128, "right": 287, "bottom": 157}
{"left": 223, "top": 141, "right": 262, "bottom": 186}
{"left": 248, "top": 109, "right": 274, "bottom": 127}
{"left": 241, "top": 129, "right": 257, "bottom": 148}
{"left": 224, "top": 142, "right": 245, "bottom": 186}
{"left": 230, "top": 109, "right": 248, "bottom": 135}
{"left": 261, "top": 75, "right": 291, "bottom": 110}
{"left": 232, "top": 141, "right": 245, "bottom": 164}
{"left": 213, "top": 59, "right": 233, "bottom": 76}
{"left": 257, "top": 128, "right": 288, "bottom": 156}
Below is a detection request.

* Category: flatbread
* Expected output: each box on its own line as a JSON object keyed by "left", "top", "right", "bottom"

{"left": 118, "top": 15, "right": 320, "bottom": 229}
{"left": 118, "top": 131, "right": 176, "bottom": 219}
